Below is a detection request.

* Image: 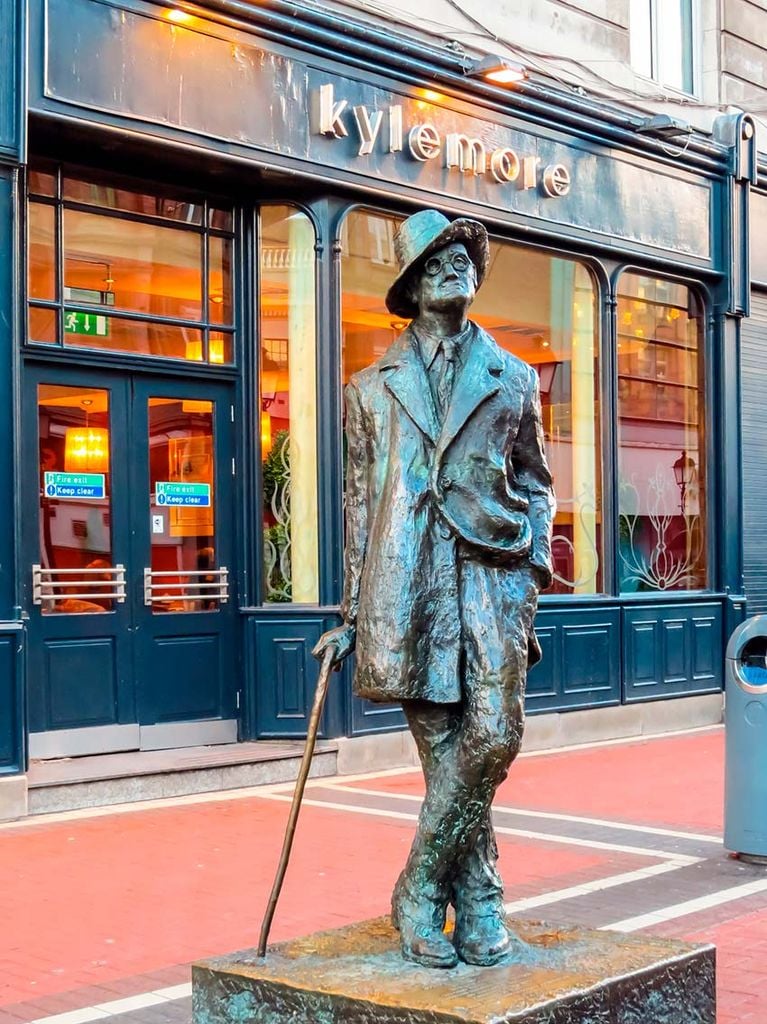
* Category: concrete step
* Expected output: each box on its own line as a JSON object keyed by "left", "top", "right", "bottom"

{"left": 26, "top": 740, "right": 338, "bottom": 816}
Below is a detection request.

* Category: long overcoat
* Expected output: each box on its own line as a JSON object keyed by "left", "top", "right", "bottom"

{"left": 341, "top": 322, "right": 556, "bottom": 705}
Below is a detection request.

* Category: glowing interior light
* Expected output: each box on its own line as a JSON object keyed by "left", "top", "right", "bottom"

{"left": 484, "top": 67, "right": 525, "bottom": 84}
{"left": 64, "top": 427, "right": 110, "bottom": 474}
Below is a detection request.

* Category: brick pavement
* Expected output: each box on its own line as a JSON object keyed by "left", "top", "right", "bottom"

{"left": 1, "top": 726, "right": 765, "bottom": 1023}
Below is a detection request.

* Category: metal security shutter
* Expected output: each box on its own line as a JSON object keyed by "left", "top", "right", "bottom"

{"left": 742, "top": 291, "right": 767, "bottom": 613}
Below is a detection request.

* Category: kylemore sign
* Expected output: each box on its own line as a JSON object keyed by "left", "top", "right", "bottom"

{"left": 312, "top": 84, "right": 571, "bottom": 198}
{"left": 44, "top": 0, "right": 712, "bottom": 258}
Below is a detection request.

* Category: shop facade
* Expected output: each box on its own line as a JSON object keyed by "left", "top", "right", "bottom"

{"left": 0, "top": 0, "right": 755, "bottom": 803}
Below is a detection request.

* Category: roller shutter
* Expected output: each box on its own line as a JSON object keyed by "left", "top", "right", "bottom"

{"left": 742, "top": 291, "right": 767, "bottom": 612}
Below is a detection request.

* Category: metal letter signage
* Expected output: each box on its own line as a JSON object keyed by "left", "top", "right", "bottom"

{"left": 353, "top": 105, "right": 384, "bottom": 156}
{"left": 445, "top": 134, "right": 487, "bottom": 176}
{"left": 312, "top": 84, "right": 572, "bottom": 198}
{"left": 408, "top": 123, "right": 442, "bottom": 161}
{"left": 542, "top": 163, "right": 572, "bottom": 197}
{"left": 312, "top": 83, "right": 348, "bottom": 138}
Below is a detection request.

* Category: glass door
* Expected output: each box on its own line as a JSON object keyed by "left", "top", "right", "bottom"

{"left": 24, "top": 367, "right": 136, "bottom": 758}
{"left": 23, "top": 368, "right": 239, "bottom": 757}
{"left": 130, "top": 379, "right": 238, "bottom": 748}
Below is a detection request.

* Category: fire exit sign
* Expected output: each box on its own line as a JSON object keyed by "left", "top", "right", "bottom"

{"left": 64, "top": 311, "right": 109, "bottom": 337}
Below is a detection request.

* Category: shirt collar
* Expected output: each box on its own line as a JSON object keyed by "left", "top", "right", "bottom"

{"left": 412, "top": 322, "right": 472, "bottom": 369}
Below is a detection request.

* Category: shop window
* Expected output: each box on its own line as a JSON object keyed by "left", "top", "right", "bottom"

{"left": 616, "top": 272, "right": 707, "bottom": 592}
{"left": 26, "top": 166, "right": 234, "bottom": 363}
{"left": 340, "top": 209, "right": 603, "bottom": 596}
{"left": 629, "top": 0, "right": 696, "bottom": 94}
{"left": 259, "top": 206, "right": 319, "bottom": 604}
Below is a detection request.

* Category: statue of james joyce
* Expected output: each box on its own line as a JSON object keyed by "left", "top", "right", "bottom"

{"left": 314, "top": 209, "right": 556, "bottom": 969}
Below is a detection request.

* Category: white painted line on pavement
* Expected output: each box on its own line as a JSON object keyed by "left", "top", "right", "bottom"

{"left": 321, "top": 784, "right": 721, "bottom": 845}
{"left": 2, "top": 726, "right": 721, "bottom": 832}
{"left": 601, "top": 877, "right": 767, "bottom": 932}
{"left": 27, "top": 983, "right": 192, "bottom": 1024}
{"left": 504, "top": 860, "right": 690, "bottom": 915}
{"left": 257, "top": 792, "right": 701, "bottom": 861}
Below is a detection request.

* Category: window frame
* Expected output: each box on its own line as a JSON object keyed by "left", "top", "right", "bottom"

{"left": 24, "top": 163, "right": 237, "bottom": 368}
{"left": 629, "top": 0, "right": 698, "bottom": 97}
{"left": 612, "top": 264, "right": 715, "bottom": 598}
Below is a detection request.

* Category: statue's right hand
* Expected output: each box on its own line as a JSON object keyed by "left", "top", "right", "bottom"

{"left": 312, "top": 623, "right": 356, "bottom": 670}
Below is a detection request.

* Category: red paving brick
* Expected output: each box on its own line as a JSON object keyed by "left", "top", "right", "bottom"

{"left": 1, "top": 725, "right": 764, "bottom": 1024}
{"left": 350, "top": 728, "right": 724, "bottom": 833}
{"left": 0, "top": 795, "right": 623, "bottom": 1007}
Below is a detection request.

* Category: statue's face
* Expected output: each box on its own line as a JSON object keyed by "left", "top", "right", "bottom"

{"left": 408, "top": 242, "right": 477, "bottom": 317}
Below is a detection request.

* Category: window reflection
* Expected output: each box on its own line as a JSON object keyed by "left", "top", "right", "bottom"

{"left": 617, "top": 273, "right": 706, "bottom": 591}
{"left": 64, "top": 209, "right": 203, "bottom": 320}
{"left": 259, "top": 206, "right": 319, "bottom": 604}
{"left": 63, "top": 315, "right": 204, "bottom": 361}
{"left": 148, "top": 398, "right": 218, "bottom": 612}
{"left": 29, "top": 203, "right": 56, "bottom": 300}
{"left": 340, "top": 209, "right": 603, "bottom": 595}
{"left": 37, "top": 385, "right": 114, "bottom": 614}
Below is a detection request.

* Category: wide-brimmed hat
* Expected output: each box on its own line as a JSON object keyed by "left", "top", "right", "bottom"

{"left": 385, "top": 209, "right": 489, "bottom": 319}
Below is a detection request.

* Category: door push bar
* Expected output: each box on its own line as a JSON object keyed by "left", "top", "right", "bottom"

{"left": 143, "top": 567, "right": 229, "bottom": 606}
{"left": 32, "top": 564, "right": 127, "bottom": 605}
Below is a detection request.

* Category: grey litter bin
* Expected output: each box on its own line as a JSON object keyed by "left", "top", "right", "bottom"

{"left": 724, "top": 614, "right": 767, "bottom": 863}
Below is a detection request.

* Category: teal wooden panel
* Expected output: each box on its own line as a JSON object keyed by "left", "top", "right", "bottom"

{"left": 0, "top": 0, "right": 25, "bottom": 163}
{"left": 527, "top": 606, "right": 621, "bottom": 713}
{"left": 622, "top": 602, "right": 723, "bottom": 701}
{"left": 248, "top": 613, "right": 346, "bottom": 739}
{"left": 0, "top": 628, "right": 25, "bottom": 773}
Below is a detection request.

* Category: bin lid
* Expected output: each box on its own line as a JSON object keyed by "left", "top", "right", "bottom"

{"left": 726, "top": 614, "right": 767, "bottom": 661}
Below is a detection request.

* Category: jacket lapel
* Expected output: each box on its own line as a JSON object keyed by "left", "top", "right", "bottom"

{"left": 436, "top": 325, "right": 503, "bottom": 458}
{"left": 381, "top": 329, "right": 439, "bottom": 444}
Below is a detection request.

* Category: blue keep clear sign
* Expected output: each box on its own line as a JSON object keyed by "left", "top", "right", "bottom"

{"left": 44, "top": 471, "right": 106, "bottom": 499}
{"left": 156, "top": 481, "right": 211, "bottom": 507}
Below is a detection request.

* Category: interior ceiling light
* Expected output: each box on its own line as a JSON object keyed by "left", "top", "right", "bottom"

{"left": 467, "top": 55, "right": 527, "bottom": 86}
{"left": 166, "top": 7, "right": 193, "bottom": 23}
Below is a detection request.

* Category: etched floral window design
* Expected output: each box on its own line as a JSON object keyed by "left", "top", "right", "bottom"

{"left": 617, "top": 273, "right": 707, "bottom": 592}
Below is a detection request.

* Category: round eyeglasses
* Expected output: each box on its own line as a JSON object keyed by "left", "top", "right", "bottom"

{"left": 423, "top": 252, "right": 472, "bottom": 276}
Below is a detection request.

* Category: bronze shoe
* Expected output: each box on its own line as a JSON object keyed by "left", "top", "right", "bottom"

{"left": 453, "top": 905, "right": 512, "bottom": 966}
{"left": 391, "top": 877, "right": 457, "bottom": 969}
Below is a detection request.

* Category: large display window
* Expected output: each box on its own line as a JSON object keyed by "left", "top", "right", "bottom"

{"left": 616, "top": 272, "right": 707, "bottom": 592}
{"left": 340, "top": 208, "right": 603, "bottom": 596}
{"left": 258, "top": 205, "right": 319, "bottom": 604}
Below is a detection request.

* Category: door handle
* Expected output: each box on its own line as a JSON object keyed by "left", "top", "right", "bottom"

{"left": 32, "top": 564, "right": 127, "bottom": 605}
{"left": 143, "top": 567, "right": 229, "bottom": 606}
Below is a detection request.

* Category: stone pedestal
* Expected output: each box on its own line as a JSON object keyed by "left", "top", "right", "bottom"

{"left": 193, "top": 917, "right": 715, "bottom": 1023}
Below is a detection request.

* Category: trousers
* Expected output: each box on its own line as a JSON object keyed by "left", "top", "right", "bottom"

{"left": 396, "top": 555, "right": 539, "bottom": 916}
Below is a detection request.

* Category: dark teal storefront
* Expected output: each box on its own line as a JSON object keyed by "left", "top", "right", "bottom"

{"left": 0, "top": 0, "right": 758, "bottom": 814}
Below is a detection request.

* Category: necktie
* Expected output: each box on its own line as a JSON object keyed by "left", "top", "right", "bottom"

{"left": 437, "top": 338, "right": 456, "bottom": 416}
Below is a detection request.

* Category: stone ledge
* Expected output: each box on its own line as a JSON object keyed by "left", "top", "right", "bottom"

{"left": 27, "top": 749, "right": 338, "bottom": 816}
{"left": 0, "top": 775, "right": 28, "bottom": 822}
{"left": 193, "top": 916, "right": 715, "bottom": 1024}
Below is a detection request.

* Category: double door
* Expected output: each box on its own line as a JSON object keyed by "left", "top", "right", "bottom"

{"left": 24, "top": 366, "right": 239, "bottom": 757}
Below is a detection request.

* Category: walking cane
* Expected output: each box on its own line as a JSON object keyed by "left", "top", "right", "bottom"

{"left": 257, "top": 644, "right": 337, "bottom": 958}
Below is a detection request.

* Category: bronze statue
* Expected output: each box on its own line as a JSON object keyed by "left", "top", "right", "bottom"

{"left": 314, "top": 209, "right": 555, "bottom": 969}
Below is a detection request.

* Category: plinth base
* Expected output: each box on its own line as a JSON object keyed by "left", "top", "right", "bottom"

{"left": 193, "top": 917, "right": 715, "bottom": 1024}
